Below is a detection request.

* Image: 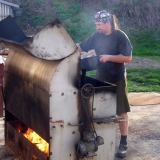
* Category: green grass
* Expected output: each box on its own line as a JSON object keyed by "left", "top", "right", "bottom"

{"left": 86, "top": 68, "right": 160, "bottom": 92}
{"left": 127, "top": 68, "right": 160, "bottom": 92}
{"left": 128, "top": 29, "right": 160, "bottom": 56}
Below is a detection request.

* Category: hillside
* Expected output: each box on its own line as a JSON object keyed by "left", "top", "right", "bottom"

{"left": 5, "top": 0, "right": 160, "bottom": 38}
{"left": 3, "top": 0, "right": 160, "bottom": 57}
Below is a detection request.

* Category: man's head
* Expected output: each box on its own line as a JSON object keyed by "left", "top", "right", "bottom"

{"left": 94, "top": 10, "right": 118, "bottom": 35}
{"left": 94, "top": 10, "right": 112, "bottom": 23}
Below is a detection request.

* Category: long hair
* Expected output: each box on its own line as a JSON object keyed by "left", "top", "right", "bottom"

{"left": 110, "top": 15, "right": 119, "bottom": 33}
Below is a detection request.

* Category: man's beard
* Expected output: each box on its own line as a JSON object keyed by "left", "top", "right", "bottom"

{"left": 98, "top": 29, "right": 106, "bottom": 34}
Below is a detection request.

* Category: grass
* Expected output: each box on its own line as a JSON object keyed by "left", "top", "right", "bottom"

{"left": 127, "top": 68, "right": 160, "bottom": 92}
{"left": 127, "top": 29, "right": 160, "bottom": 56}
{"left": 86, "top": 68, "right": 160, "bottom": 92}
{"left": 126, "top": 29, "right": 160, "bottom": 92}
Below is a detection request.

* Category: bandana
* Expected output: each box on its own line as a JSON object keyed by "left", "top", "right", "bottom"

{"left": 94, "top": 10, "right": 112, "bottom": 23}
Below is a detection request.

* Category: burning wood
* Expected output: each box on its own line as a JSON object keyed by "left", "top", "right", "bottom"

{"left": 18, "top": 127, "right": 49, "bottom": 156}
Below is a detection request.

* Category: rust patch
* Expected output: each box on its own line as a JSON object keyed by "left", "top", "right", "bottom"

{"left": 110, "top": 141, "right": 113, "bottom": 151}
{"left": 77, "top": 90, "right": 84, "bottom": 138}
{"left": 51, "top": 120, "right": 64, "bottom": 124}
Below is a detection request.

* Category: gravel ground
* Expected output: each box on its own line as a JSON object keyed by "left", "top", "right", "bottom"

{"left": 126, "top": 56, "right": 160, "bottom": 68}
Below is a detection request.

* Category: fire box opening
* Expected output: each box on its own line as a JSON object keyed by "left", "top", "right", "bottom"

{"left": 17, "top": 124, "right": 49, "bottom": 156}
{"left": 5, "top": 112, "right": 49, "bottom": 160}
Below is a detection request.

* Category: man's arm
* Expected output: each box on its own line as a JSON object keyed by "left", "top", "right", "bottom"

{"left": 76, "top": 44, "right": 83, "bottom": 52}
{"left": 99, "top": 54, "right": 132, "bottom": 63}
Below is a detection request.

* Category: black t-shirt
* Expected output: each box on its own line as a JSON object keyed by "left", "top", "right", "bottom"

{"left": 80, "top": 30, "right": 132, "bottom": 83}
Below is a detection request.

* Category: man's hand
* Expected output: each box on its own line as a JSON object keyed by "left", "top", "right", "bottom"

{"left": 76, "top": 44, "right": 83, "bottom": 53}
{"left": 99, "top": 55, "right": 110, "bottom": 63}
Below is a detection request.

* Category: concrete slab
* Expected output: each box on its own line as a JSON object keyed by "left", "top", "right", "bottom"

{"left": 128, "top": 92, "right": 160, "bottom": 106}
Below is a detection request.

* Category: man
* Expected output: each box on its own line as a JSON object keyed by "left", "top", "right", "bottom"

{"left": 77, "top": 10, "right": 132, "bottom": 158}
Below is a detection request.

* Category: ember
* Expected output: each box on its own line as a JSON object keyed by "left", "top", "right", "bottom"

{"left": 18, "top": 128, "right": 49, "bottom": 156}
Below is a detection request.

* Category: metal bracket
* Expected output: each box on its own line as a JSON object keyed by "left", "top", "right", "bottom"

{"left": 68, "top": 122, "right": 83, "bottom": 127}
{"left": 92, "top": 116, "right": 125, "bottom": 124}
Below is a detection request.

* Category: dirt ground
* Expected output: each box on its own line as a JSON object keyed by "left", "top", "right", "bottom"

{"left": 0, "top": 92, "right": 160, "bottom": 160}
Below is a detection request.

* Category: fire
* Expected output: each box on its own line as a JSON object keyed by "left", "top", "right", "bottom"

{"left": 19, "top": 127, "right": 49, "bottom": 156}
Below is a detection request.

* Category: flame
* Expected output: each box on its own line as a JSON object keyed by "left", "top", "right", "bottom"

{"left": 18, "top": 128, "right": 49, "bottom": 156}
